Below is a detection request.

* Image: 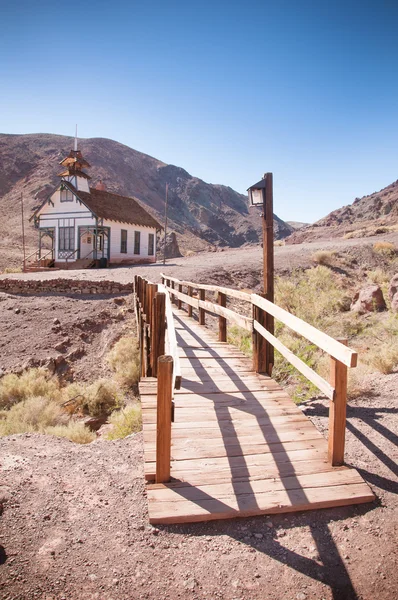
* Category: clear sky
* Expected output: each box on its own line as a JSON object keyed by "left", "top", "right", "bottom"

{"left": 1, "top": 0, "right": 397, "bottom": 222}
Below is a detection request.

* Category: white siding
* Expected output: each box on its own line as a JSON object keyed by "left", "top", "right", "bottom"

{"left": 103, "top": 220, "right": 157, "bottom": 264}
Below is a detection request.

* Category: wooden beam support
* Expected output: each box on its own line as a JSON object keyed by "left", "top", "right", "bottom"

{"left": 263, "top": 172, "right": 274, "bottom": 374}
{"left": 156, "top": 355, "right": 173, "bottom": 483}
{"left": 328, "top": 339, "right": 348, "bottom": 466}
{"left": 199, "top": 289, "right": 206, "bottom": 326}
{"left": 151, "top": 292, "right": 166, "bottom": 377}
{"left": 218, "top": 292, "right": 227, "bottom": 342}
{"left": 188, "top": 286, "right": 193, "bottom": 318}
{"left": 178, "top": 284, "right": 183, "bottom": 310}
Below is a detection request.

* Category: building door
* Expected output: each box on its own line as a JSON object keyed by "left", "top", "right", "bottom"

{"left": 79, "top": 228, "right": 94, "bottom": 259}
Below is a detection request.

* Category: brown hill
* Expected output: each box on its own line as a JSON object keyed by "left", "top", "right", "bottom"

{"left": 286, "top": 179, "right": 398, "bottom": 244}
{"left": 0, "top": 133, "right": 292, "bottom": 268}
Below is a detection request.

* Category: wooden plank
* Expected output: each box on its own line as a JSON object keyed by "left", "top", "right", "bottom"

{"left": 252, "top": 294, "right": 358, "bottom": 368}
{"left": 147, "top": 483, "right": 374, "bottom": 524}
{"left": 254, "top": 320, "right": 335, "bottom": 400}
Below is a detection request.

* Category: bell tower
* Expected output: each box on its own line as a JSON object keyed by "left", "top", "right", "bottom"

{"left": 58, "top": 126, "right": 91, "bottom": 193}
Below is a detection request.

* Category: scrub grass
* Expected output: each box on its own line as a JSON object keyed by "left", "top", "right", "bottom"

{"left": 107, "top": 336, "right": 140, "bottom": 387}
{"left": 106, "top": 404, "right": 142, "bottom": 440}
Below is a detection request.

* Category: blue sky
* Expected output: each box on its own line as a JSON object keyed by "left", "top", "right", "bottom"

{"left": 1, "top": 0, "right": 397, "bottom": 222}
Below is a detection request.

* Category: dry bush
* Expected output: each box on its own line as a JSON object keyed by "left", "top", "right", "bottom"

{"left": 45, "top": 422, "right": 96, "bottom": 444}
{"left": 3, "top": 266, "right": 22, "bottom": 273}
{"left": 274, "top": 240, "right": 285, "bottom": 247}
{"left": 106, "top": 404, "right": 142, "bottom": 440}
{"left": 373, "top": 241, "right": 396, "bottom": 256}
{"left": 107, "top": 336, "right": 140, "bottom": 387}
{"left": 0, "top": 368, "right": 61, "bottom": 410}
{"left": 184, "top": 250, "right": 196, "bottom": 257}
{"left": 366, "top": 344, "right": 398, "bottom": 374}
{"left": 311, "top": 250, "right": 335, "bottom": 265}
{"left": 82, "top": 379, "right": 122, "bottom": 416}
{"left": 227, "top": 325, "right": 252, "bottom": 356}
{"left": 367, "top": 268, "right": 391, "bottom": 285}
{"left": 0, "top": 396, "right": 66, "bottom": 436}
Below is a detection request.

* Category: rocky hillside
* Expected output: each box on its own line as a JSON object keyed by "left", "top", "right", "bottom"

{"left": 286, "top": 179, "right": 398, "bottom": 244}
{"left": 0, "top": 133, "right": 292, "bottom": 268}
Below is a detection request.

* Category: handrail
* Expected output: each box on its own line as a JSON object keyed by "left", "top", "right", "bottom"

{"left": 65, "top": 248, "right": 79, "bottom": 269}
{"left": 160, "top": 273, "right": 251, "bottom": 302}
{"left": 158, "top": 283, "right": 181, "bottom": 391}
{"left": 251, "top": 294, "right": 357, "bottom": 368}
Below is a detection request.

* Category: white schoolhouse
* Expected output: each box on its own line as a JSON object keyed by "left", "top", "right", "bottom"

{"left": 30, "top": 142, "right": 161, "bottom": 268}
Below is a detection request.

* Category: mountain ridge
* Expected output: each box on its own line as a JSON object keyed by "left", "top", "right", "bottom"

{"left": 0, "top": 133, "right": 292, "bottom": 268}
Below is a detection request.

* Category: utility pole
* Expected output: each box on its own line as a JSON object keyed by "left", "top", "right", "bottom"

{"left": 21, "top": 192, "right": 26, "bottom": 271}
{"left": 262, "top": 172, "right": 274, "bottom": 373}
{"left": 163, "top": 183, "right": 168, "bottom": 265}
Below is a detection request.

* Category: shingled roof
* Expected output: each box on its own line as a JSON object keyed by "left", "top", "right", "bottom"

{"left": 76, "top": 186, "right": 162, "bottom": 229}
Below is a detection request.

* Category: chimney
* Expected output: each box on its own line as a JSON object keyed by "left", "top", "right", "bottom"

{"left": 95, "top": 180, "right": 106, "bottom": 191}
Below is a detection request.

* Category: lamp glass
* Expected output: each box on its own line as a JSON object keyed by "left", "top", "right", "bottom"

{"left": 250, "top": 188, "right": 263, "bottom": 205}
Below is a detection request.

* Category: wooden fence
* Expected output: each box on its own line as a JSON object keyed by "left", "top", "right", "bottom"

{"left": 160, "top": 273, "right": 358, "bottom": 468}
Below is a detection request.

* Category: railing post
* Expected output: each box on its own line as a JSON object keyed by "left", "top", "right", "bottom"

{"left": 171, "top": 281, "right": 175, "bottom": 304}
{"left": 147, "top": 283, "right": 158, "bottom": 376}
{"left": 156, "top": 355, "right": 173, "bottom": 483}
{"left": 151, "top": 293, "right": 166, "bottom": 377}
{"left": 178, "top": 284, "right": 183, "bottom": 310}
{"left": 252, "top": 300, "right": 268, "bottom": 374}
{"left": 188, "top": 286, "right": 193, "bottom": 317}
{"left": 199, "top": 288, "right": 206, "bottom": 325}
{"left": 218, "top": 292, "right": 227, "bottom": 342}
{"left": 328, "top": 339, "right": 348, "bottom": 466}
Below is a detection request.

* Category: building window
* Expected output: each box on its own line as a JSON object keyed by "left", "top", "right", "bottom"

{"left": 134, "top": 231, "right": 141, "bottom": 255}
{"left": 121, "top": 230, "right": 127, "bottom": 253}
{"left": 60, "top": 188, "right": 73, "bottom": 202}
{"left": 148, "top": 233, "right": 154, "bottom": 256}
{"left": 59, "top": 227, "right": 75, "bottom": 251}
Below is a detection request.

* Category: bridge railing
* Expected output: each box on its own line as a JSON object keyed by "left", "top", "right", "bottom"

{"left": 160, "top": 273, "right": 358, "bottom": 468}
{"left": 134, "top": 275, "right": 181, "bottom": 483}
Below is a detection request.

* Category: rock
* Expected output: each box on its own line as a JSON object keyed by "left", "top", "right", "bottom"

{"left": 350, "top": 285, "right": 387, "bottom": 314}
{"left": 389, "top": 274, "right": 398, "bottom": 312}
{"left": 254, "top": 533, "right": 263, "bottom": 539}
{"left": 83, "top": 415, "right": 107, "bottom": 432}
{"left": 14, "top": 308, "right": 20, "bottom": 314}
{"left": 53, "top": 318, "right": 60, "bottom": 325}
{"left": 183, "top": 578, "right": 197, "bottom": 590}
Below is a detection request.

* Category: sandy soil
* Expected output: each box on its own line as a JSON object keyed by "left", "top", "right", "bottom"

{"left": 0, "top": 293, "right": 133, "bottom": 381}
{"left": 0, "top": 369, "right": 397, "bottom": 600}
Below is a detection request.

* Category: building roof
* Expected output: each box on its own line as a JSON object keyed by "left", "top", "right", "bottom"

{"left": 75, "top": 186, "right": 162, "bottom": 230}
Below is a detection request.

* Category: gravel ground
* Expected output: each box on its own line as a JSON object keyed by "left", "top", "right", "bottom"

{"left": 0, "top": 371, "right": 397, "bottom": 600}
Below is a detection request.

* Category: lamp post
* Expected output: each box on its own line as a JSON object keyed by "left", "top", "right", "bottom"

{"left": 247, "top": 173, "right": 274, "bottom": 375}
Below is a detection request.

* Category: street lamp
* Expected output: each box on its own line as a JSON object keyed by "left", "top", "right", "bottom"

{"left": 247, "top": 176, "right": 267, "bottom": 206}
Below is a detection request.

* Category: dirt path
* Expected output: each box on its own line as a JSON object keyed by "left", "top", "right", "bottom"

{"left": 2, "top": 230, "right": 397, "bottom": 288}
{"left": 1, "top": 371, "right": 397, "bottom": 600}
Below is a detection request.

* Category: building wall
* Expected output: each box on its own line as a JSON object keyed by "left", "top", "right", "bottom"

{"left": 37, "top": 188, "right": 158, "bottom": 264}
{"left": 37, "top": 189, "right": 96, "bottom": 261}
{"left": 103, "top": 220, "right": 157, "bottom": 264}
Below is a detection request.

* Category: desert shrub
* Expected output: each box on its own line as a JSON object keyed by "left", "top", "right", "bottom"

{"left": 184, "top": 250, "right": 196, "bottom": 257}
{"left": 311, "top": 250, "right": 335, "bottom": 265}
{"left": 82, "top": 379, "right": 122, "bottom": 416}
{"left": 274, "top": 240, "right": 285, "bottom": 247}
{"left": 106, "top": 404, "right": 142, "bottom": 440}
{"left": 373, "top": 241, "right": 396, "bottom": 256}
{"left": 107, "top": 336, "right": 140, "bottom": 387}
{"left": 275, "top": 266, "right": 343, "bottom": 329}
{"left": 227, "top": 325, "right": 252, "bottom": 356}
{"left": 346, "top": 364, "right": 373, "bottom": 399}
{"left": 0, "top": 396, "right": 66, "bottom": 436}
{"left": 367, "top": 268, "right": 390, "bottom": 285}
{"left": 45, "top": 422, "right": 96, "bottom": 444}
{"left": 3, "top": 266, "right": 22, "bottom": 274}
{"left": 0, "top": 368, "right": 61, "bottom": 410}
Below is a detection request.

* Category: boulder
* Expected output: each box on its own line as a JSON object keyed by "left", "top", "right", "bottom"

{"left": 350, "top": 285, "right": 387, "bottom": 314}
{"left": 163, "top": 232, "right": 182, "bottom": 259}
{"left": 389, "top": 274, "right": 398, "bottom": 312}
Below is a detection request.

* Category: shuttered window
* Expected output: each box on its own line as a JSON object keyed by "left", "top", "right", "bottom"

{"left": 121, "top": 230, "right": 127, "bottom": 253}
{"left": 59, "top": 227, "right": 75, "bottom": 251}
{"left": 148, "top": 233, "right": 154, "bottom": 256}
{"left": 134, "top": 231, "right": 140, "bottom": 255}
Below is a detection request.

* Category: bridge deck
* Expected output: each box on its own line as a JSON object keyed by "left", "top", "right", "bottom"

{"left": 139, "top": 309, "right": 374, "bottom": 524}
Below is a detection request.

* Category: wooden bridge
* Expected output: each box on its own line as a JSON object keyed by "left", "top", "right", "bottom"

{"left": 135, "top": 275, "right": 374, "bottom": 525}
